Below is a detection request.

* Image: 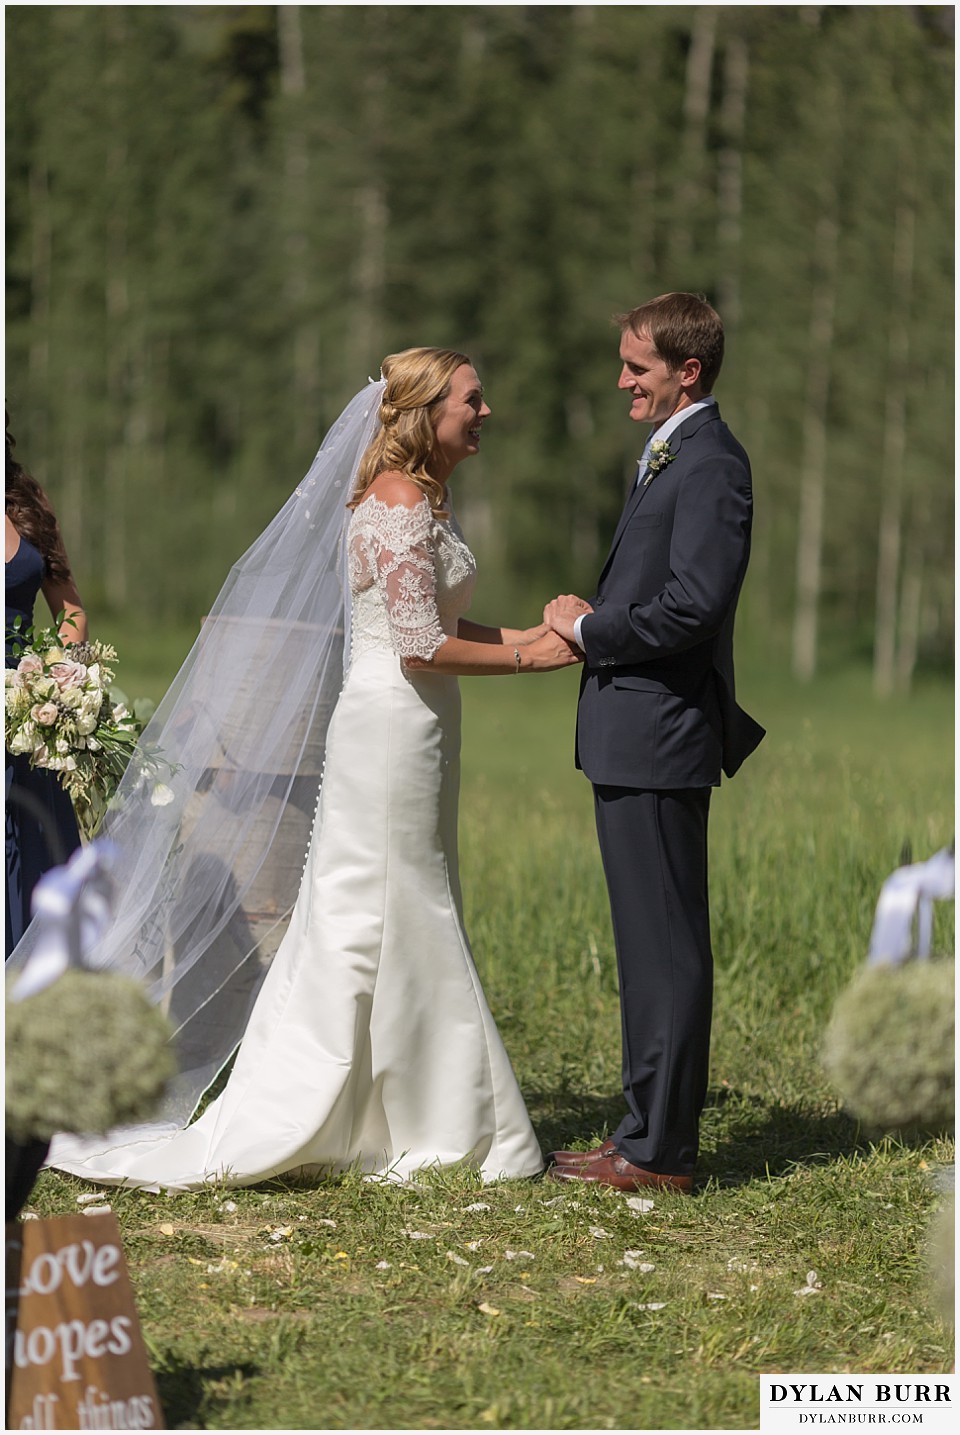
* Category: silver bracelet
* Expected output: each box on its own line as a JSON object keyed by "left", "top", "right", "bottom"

{"left": 513, "top": 647, "right": 522, "bottom": 674}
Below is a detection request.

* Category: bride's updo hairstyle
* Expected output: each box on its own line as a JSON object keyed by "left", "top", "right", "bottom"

{"left": 349, "top": 346, "right": 471, "bottom": 515}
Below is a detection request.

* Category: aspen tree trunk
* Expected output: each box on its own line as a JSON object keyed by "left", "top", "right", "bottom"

{"left": 26, "top": 162, "right": 53, "bottom": 471}
{"left": 629, "top": 39, "right": 663, "bottom": 292}
{"left": 346, "top": 67, "right": 388, "bottom": 386}
{"left": 894, "top": 524, "right": 923, "bottom": 694}
{"left": 278, "top": 5, "right": 321, "bottom": 460}
{"left": 872, "top": 198, "right": 915, "bottom": 696}
{"left": 103, "top": 138, "right": 130, "bottom": 611}
{"left": 671, "top": 7, "right": 718, "bottom": 274}
{"left": 791, "top": 209, "right": 839, "bottom": 682}
{"left": 716, "top": 34, "right": 748, "bottom": 329}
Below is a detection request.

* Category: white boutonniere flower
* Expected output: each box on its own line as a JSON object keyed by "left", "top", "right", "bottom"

{"left": 643, "top": 439, "right": 676, "bottom": 485}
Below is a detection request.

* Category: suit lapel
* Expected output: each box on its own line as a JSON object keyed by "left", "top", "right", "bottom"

{"left": 599, "top": 406, "right": 722, "bottom": 580}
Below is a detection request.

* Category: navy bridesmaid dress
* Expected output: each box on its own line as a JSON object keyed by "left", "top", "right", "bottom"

{"left": 5, "top": 533, "right": 82, "bottom": 958}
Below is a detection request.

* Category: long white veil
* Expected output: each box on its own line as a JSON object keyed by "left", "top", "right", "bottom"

{"left": 9, "top": 379, "right": 386, "bottom": 1126}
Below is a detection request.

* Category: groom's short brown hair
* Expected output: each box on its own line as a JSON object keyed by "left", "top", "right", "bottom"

{"left": 615, "top": 292, "right": 724, "bottom": 392}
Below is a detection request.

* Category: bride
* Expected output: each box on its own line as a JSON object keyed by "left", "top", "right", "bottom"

{"left": 27, "top": 347, "right": 581, "bottom": 1190}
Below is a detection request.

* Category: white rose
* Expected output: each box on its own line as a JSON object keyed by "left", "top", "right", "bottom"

{"left": 8, "top": 728, "right": 36, "bottom": 755}
{"left": 42, "top": 646, "right": 65, "bottom": 665}
{"left": 59, "top": 686, "right": 83, "bottom": 711}
{"left": 76, "top": 714, "right": 98, "bottom": 736}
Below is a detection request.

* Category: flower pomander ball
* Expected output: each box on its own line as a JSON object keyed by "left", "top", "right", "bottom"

{"left": 822, "top": 959, "right": 954, "bottom": 1134}
{"left": 5, "top": 971, "right": 176, "bottom": 1143}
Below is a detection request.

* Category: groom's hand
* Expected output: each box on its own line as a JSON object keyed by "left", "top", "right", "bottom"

{"left": 544, "top": 594, "right": 593, "bottom": 645}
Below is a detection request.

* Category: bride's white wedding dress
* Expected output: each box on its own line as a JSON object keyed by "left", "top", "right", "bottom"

{"left": 50, "top": 494, "right": 544, "bottom": 1190}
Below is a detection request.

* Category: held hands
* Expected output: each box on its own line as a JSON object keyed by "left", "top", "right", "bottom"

{"left": 521, "top": 628, "right": 583, "bottom": 671}
{"left": 543, "top": 593, "right": 593, "bottom": 645}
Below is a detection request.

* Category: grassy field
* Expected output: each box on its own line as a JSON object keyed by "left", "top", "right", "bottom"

{"left": 25, "top": 649, "right": 954, "bottom": 1430}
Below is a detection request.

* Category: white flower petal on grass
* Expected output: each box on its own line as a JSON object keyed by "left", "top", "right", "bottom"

{"left": 588, "top": 1226, "right": 611, "bottom": 1239}
{"left": 375, "top": 1260, "right": 391, "bottom": 1270}
{"left": 635, "top": 1301, "right": 666, "bottom": 1311}
{"left": 465, "top": 1240, "right": 482, "bottom": 1251}
{"left": 81, "top": 1205, "right": 112, "bottom": 1217}
{"left": 268, "top": 1225, "right": 293, "bottom": 1242}
{"left": 625, "top": 1196, "right": 655, "bottom": 1213}
{"left": 619, "top": 1251, "right": 655, "bottom": 1272}
{"left": 446, "top": 1251, "right": 470, "bottom": 1267}
{"left": 22, "top": 1212, "right": 39, "bottom": 1221}
{"left": 477, "top": 1302, "right": 500, "bottom": 1317}
{"left": 794, "top": 1270, "right": 823, "bottom": 1296}
{"left": 463, "top": 1202, "right": 490, "bottom": 1213}
{"left": 318, "top": 1218, "right": 337, "bottom": 1228}
{"left": 504, "top": 1250, "right": 535, "bottom": 1261}
{"left": 76, "top": 1191, "right": 109, "bottom": 1205}
{"left": 706, "top": 1292, "right": 728, "bottom": 1301}
{"left": 222, "top": 1200, "right": 238, "bottom": 1214}
{"left": 476, "top": 1265, "right": 495, "bottom": 1274}
{"left": 726, "top": 1257, "right": 758, "bottom": 1273}
{"left": 401, "top": 1229, "right": 435, "bottom": 1240}
{"left": 539, "top": 1195, "right": 565, "bottom": 1208}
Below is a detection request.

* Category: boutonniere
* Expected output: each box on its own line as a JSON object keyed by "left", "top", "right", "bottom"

{"left": 643, "top": 439, "right": 676, "bottom": 485}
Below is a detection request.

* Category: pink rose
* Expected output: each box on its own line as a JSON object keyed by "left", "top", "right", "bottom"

{"left": 49, "top": 660, "right": 88, "bottom": 690}
{"left": 31, "top": 702, "right": 59, "bottom": 726}
{"left": 17, "top": 654, "right": 43, "bottom": 677}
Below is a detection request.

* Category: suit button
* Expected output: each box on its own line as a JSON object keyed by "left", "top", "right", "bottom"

{"left": 594, "top": 596, "right": 605, "bottom": 606}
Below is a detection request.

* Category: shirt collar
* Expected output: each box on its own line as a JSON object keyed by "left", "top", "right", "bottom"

{"left": 639, "top": 395, "right": 717, "bottom": 467}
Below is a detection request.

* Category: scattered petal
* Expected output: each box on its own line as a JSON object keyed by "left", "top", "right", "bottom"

{"left": 706, "top": 1292, "right": 728, "bottom": 1300}
{"left": 625, "top": 1196, "right": 655, "bottom": 1213}
{"left": 318, "top": 1218, "right": 337, "bottom": 1228}
{"left": 76, "top": 1192, "right": 109, "bottom": 1205}
{"left": 476, "top": 1265, "right": 494, "bottom": 1274}
{"left": 401, "top": 1229, "right": 434, "bottom": 1240}
{"left": 726, "top": 1258, "right": 758, "bottom": 1273}
{"left": 513, "top": 1204, "right": 525, "bottom": 1213}
{"left": 465, "top": 1240, "right": 482, "bottom": 1251}
{"left": 158, "top": 1223, "right": 175, "bottom": 1236}
{"left": 619, "top": 1252, "right": 655, "bottom": 1272}
{"left": 477, "top": 1302, "right": 500, "bottom": 1316}
{"left": 375, "top": 1260, "right": 391, "bottom": 1270}
{"left": 573, "top": 1276, "right": 597, "bottom": 1284}
{"left": 268, "top": 1226, "right": 293, "bottom": 1242}
{"left": 22, "top": 1212, "right": 39, "bottom": 1221}
{"left": 463, "top": 1203, "right": 490, "bottom": 1213}
{"left": 504, "top": 1250, "right": 535, "bottom": 1261}
{"left": 539, "top": 1195, "right": 565, "bottom": 1207}
{"left": 635, "top": 1301, "right": 666, "bottom": 1311}
{"left": 588, "top": 1226, "right": 611, "bottom": 1239}
{"left": 81, "top": 1205, "right": 112, "bottom": 1217}
{"left": 222, "top": 1200, "right": 238, "bottom": 1214}
{"left": 446, "top": 1251, "right": 470, "bottom": 1267}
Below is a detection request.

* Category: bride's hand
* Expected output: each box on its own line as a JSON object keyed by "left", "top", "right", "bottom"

{"left": 521, "top": 630, "right": 584, "bottom": 672}
{"left": 517, "top": 622, "right": 548, "bottom": 644}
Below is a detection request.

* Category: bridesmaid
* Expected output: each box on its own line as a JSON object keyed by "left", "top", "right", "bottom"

{"left": 5, "top": 416, "right": 88, "bottom": 956}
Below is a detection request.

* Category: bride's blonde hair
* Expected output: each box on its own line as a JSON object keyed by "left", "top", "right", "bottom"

{"left": 348, "top": 346, "right": 472, "bottom": 514}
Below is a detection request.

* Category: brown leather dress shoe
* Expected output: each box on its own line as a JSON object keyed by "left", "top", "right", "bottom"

{"left": 547, "top": 1151, "right": 693, "bottom": 1194}
{"left": 548, "top": 1138, "right": 619, "bottom": 1167}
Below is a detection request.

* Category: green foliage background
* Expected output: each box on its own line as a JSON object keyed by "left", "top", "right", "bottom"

{"left": 4, "top": 4, "right": 954, "bottom": 682}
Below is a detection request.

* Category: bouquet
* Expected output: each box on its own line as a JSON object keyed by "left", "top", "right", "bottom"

{"left": 4, "top": 620, "right": 175, "bottom": 839}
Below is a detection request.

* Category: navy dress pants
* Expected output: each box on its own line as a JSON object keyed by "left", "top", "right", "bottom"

{"left": 593, "top": 784, "right": 713, "bottom": 1175}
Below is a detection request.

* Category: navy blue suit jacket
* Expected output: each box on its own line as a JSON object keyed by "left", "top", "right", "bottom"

{"left": 576, "top": 404, "right": 764, "bottom": 789}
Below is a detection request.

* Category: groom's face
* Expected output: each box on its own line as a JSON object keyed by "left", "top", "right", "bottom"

{"left": 617, "top": 328, "right": 689, "bottom": 427}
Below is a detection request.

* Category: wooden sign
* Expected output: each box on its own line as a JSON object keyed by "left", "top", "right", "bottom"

{"left": 5, "top": 1213, "right": 164, "bottom": 1430}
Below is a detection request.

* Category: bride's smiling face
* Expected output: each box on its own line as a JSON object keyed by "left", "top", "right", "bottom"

{"left": 430, "top": 365, "right": 490, "bottom": 480}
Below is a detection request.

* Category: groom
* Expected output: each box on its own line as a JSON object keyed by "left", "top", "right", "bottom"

{"left": 544, "top": 292, "right": 764, "bottom": 1194}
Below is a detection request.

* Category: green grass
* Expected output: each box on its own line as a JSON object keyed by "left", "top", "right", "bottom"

{"left": 24, "top": 654, "right": 954, "bottom": 1429}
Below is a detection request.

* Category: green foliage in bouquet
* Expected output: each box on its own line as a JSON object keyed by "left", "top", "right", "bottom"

{"left": 5, "top": 971, "right": 176, "bottom": 1142}
{"left": 822, "top": 959, "right": 954, "bottom": 1134}
{"left": 4, "top": 619, "right": 175, "bottom": 838}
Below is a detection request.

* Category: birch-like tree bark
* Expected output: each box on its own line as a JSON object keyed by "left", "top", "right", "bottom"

{"left": 671, "top": 7, "right": 718, "bottom": 274}
{"left": 791, "top": 209, "right": 839, "bottom": 682}
{"left": 716, "top": 34, "right": 748, "bottom": 329}
{"left": 872, "top": 196, "right": 915, "bottom": 696}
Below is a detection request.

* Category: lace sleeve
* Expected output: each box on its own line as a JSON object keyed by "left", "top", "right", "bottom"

{"left": 366, "top": 497, "right": 448, "bottom": 661}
